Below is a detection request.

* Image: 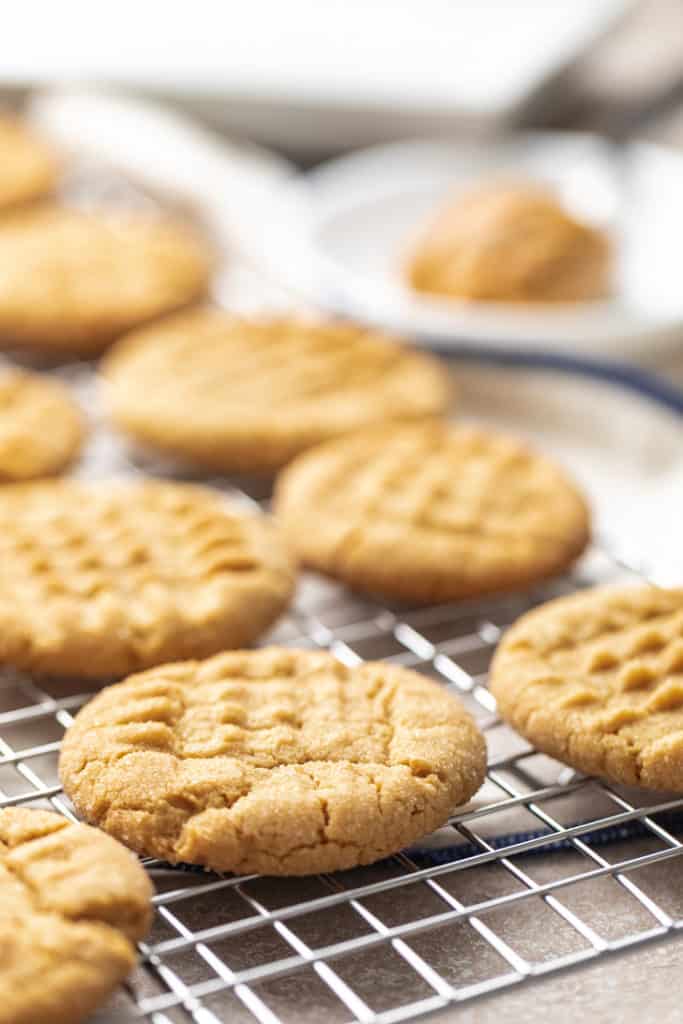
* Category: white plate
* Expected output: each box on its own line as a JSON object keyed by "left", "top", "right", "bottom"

{"left": 276, "top": 135, "right": 683, "bottom": 359}
{"left": 452, "top": 363, "right": 683, "bottom": 583}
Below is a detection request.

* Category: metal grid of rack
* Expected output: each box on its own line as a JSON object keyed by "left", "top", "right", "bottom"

{"left": 1, "top": 360, "right": 683, "bottom": 1024}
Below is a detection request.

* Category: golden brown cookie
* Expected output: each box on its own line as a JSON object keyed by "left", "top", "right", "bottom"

{"left": 59, "top": 647, "right": 486, "bottom": 876}
{"left": 0, "top": 368, "right": 84, "bottom": 482}
{"left": 0, "top": 806, "right": 152, "bottom": 1024}
{"left": 274, "top": 421, "right": 590, "bottom": 603}
{"left": 0, "top": 204, "right": 211, "bottom": 355}
{"left": 0, "top": 114, "right": 58, "bottom": 210}
{"left": 406, "top": 181, "right": 612, "bottom": 303}
{"left": 490, "top": 585, "right": 683, "bottom": 790}
{"left": 102, "top": 309, "right": 452, "bottom": 473}
{"left": 0, "top": 479, "right": 295, "bottom": 679}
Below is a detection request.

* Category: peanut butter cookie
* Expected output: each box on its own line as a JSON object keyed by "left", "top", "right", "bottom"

{"left": 274, "top": 421, "right": 590, "bottom": 603}
{"left": 406, "top": 181, "right": 612, "bottom": 303}
{"left": 0, "top": 368, "right": 84, "bottom": 481}
{"left": 490, "top": 585, "right": 683, "bottom": 790}
{"left": 0, "top": 114, "right": 58, "bottom": 210}
{"left": 102, "top": 309, "right": 452, "bottom": 473}
{"left": 59, "top": 647, "right": 486, "bottom": 876}
{"left": 0, "top": 806, "right": 152, "bottom": 1024}
{"left": 0, "top": 204, "right": 211, "bottom": 354}
{"left": 0, "top": 480, "right": 295, "bottom": 679}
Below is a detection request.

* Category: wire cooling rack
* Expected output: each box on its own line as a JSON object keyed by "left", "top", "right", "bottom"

{"left": 1, "top": 362, "right": 683, "bottom": 1024}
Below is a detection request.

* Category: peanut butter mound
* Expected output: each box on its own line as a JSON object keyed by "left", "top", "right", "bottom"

{"left": 406, "top": 182, "right": 612, "bottom": 303}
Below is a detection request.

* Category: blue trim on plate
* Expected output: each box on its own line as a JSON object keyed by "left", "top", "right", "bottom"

{"left": 152, "top": 812, "right": 683, "bottom": 875}
{"left": 411, "top": 809, "right": 683, "bottom": 866}
{"left": 430, "top": 343, "right": 683, "bottom": 415}
{"left": 327, "top": 302, "right": 683, "bottom": 414}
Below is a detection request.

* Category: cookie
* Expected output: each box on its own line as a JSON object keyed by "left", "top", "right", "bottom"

{"left": 490, "top": 585, "right": 683, "bottom": 790}
{"left": 0, "top": 806, "right": 152, "bottom": 1024}
{"left": 406, "top": 181, "right": 612, "bottom": 303}
{"left": 59, "top": 647, "right": 486, "bottom": 876}
{"left": 0, "top": 479, "right": 295, "bottom": 679}
{"left": 102, "top": 309, "right": 452, "bottom": 473}
{"left": 0, "top": 114, "right": 58, "bottom": 210}
{"left": 0, "top": 368, "right": 84, "bottom": 482}
{"left": 0, "top": 204, "right": 211, "bottom": 355}
{"left": 274, "top": 421, "right": 590, "bottom": 603}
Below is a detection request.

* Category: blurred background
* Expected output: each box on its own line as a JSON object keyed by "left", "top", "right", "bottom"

{"left": 3, "top": 0, "right": 683, "bottom": 375}
{"left": 2, "top": 0, "right": 683, "bottom": 161}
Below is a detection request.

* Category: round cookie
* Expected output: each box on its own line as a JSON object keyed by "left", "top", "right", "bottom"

{"left": 490, "top": 585, "right": 683, "bottom": 791}
{"left": 0, "top": 114, "right": 58, "bottom": 210}
{"left": 406, "top": 181, "right": 612, "bottom": 303}
{"left": 0, "top": 806, "right": 152, "bottom": 1024}
{"left": 274, "top": 421, "right": 590, "bottom": 603}
{"left": 102, "top": 309, "right": 452, "bottom": 473}
{"left": 0, "top": 479, "right": 295, "bottom": 679}
{"left": 59, "top": 647, "right": 486, "bottom": 876}
{"left": 0, "top": 204, "right": 211, "bottom": 355}
{"left": 0, "top": 368, "right": 84, "bottom": 482}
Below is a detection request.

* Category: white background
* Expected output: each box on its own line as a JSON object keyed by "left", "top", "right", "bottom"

{"left": 2, "top": 0, "right": 627, "bottom": 113}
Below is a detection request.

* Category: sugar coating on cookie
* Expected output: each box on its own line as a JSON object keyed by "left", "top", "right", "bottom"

{"left": 0, "top": 368, "right": 84, "bottom": 482}
{"left": 490, "top": 585, "right": 683, "bottom": 790}
{"left": 0, "top": 114, "right": 58, "bottom": 210}
{"left": 0, "top": 204, "right": 211, "bottom": 354}
{"left": 406, "top": 181, "right": 612, "bottom": 303}
{"left": 0, "top": 480, "right": 295, "bottom": 679}
{"left": 274, "top": 421, "right": 590, "bottom": 603}
{"left": 60, "top": 648, "right": 486, "bottom": 876}
{"left": 0, "top": 807, "right": 152, "bottom": 1024}
{"left": 102, "top": 309, "right": 453, "bottom": 473}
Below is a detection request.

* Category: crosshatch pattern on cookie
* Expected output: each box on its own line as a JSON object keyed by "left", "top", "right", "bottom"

{"left": 6, "top": 543, "right": 683, "bottom": 1023}
{"left": 0, "top": 481, "right": 295, "bottom": 678}
{"left": 0, "top": 368, "right": 83, "bottom": 481}
{"left": 274, "top": 422, "right": 590, "bottom": 602}
{"left": 0, "top": 204, "right": 212, "bottom": 353}
{"left": 0, "top": 807, "right": 152, "bottom": 1024}
{"left": 59, "top": 648, "right": 486, "bottom": 875}
{"left": 491, "top": 586, "right": 683, "bottom": 790}
{"left": 103, "top": 311, "right": 451, "bottom": 472}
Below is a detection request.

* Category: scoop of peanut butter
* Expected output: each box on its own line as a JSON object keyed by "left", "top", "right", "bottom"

{"left": 406, "top": 182, "right": 612, "bottom": 303}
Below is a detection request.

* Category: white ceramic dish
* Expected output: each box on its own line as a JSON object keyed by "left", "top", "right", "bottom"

{"left": 276, "top": 135, "right": 683, "bottom": 359}
{"left": 453, "top": 363, "right": 683, "bottom": 583}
